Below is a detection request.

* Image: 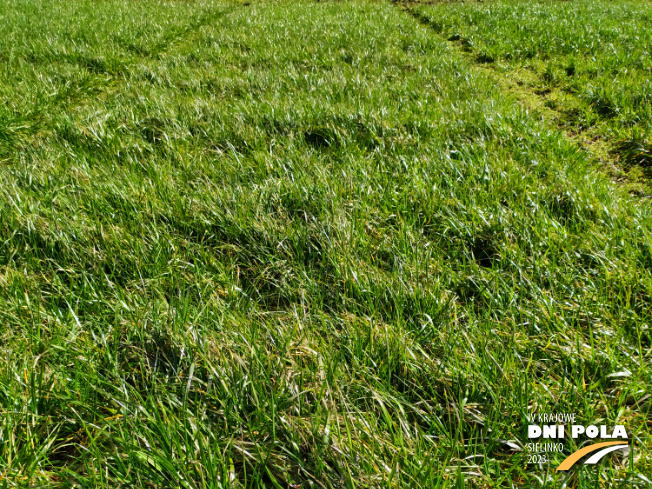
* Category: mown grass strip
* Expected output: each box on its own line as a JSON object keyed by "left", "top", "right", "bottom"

{"left": 406, "top": 0, "right": 652, "bottom": 195}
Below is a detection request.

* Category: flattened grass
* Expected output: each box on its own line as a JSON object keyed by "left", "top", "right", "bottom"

{"left": 413, "top": 0, "right": 652, "bottom": 189}
{"left": 0, "top": 0, "right": 651, "bottom": 486}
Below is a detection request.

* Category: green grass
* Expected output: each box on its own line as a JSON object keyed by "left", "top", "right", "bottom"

{"left": 0, "top": 0, "right": 651, "bottom": 486}
{"left": 412, "top": 0, "right": 652, "bottom": 187}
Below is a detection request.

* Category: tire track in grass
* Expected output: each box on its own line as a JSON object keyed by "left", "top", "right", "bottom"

{"left": 0, "top": 4, "right": 239, "bottom": 158}
{"left": 398, "top": 1, "right": 651, "bottom": 198}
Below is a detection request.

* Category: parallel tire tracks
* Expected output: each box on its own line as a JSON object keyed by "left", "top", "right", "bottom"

{"left": 397, "top": 2, "right": 649, "bottom": 197}
{"left": 0, "top": 5, "right": 239, "bottom": 158}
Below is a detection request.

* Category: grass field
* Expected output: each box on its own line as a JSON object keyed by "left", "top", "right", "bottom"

{"left": 0, "top": 0, "right": 651, "bottom": 487}
{"left": 413, "top": 0, "right": 652, "bottom": 191}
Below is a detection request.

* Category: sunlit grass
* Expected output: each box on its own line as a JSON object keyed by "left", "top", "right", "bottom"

{"left": 413, "top": 0, "right": 652, "bottom": 189}
{"left": 0, "top": 0, "right": 650, "bottom": 487}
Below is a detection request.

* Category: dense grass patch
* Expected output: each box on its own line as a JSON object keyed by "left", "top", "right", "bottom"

{"left": 0, "top": 0, "right": 651, "bottom": 487}
{"left": 413, "top": 0, "right": 652, "bottom": 187}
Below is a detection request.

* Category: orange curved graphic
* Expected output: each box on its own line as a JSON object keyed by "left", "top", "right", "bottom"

{"left": 556, "top": 441, "right": 626, "bottom": 471}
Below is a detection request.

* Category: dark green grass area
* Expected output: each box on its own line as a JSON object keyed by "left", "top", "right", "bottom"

{"left": 1, "top": 0, "right": 651, "bottom": 487}
{"left": 412, "top": 0, "right": 652, "bottom": 187}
